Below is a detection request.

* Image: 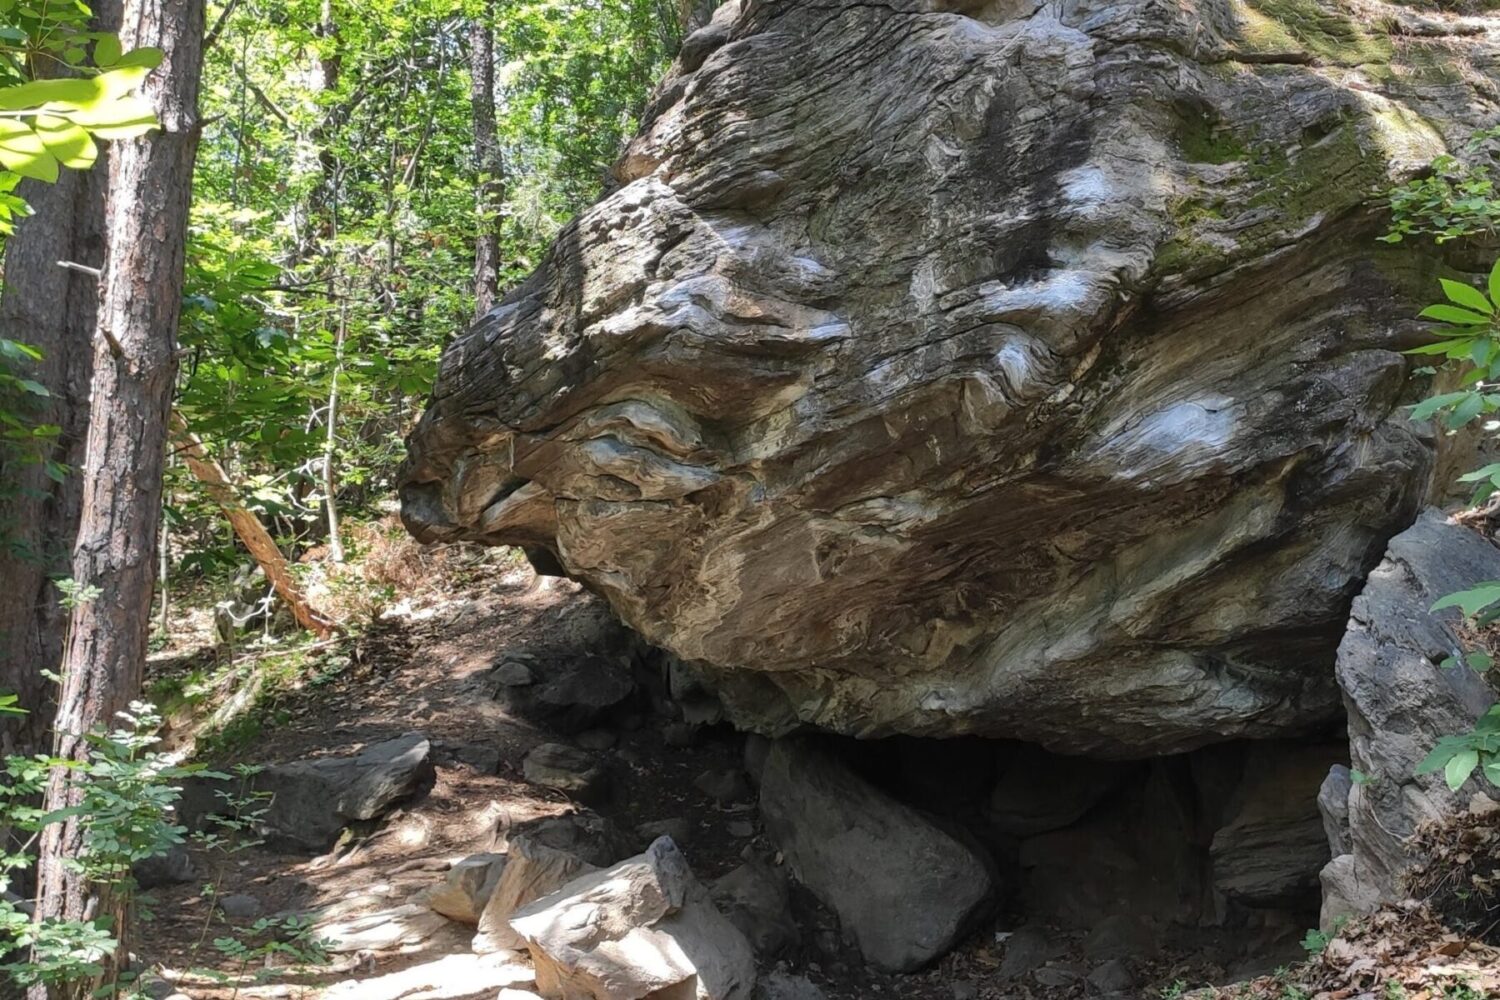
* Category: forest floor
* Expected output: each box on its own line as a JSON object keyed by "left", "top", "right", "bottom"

{"left": 128, "top": 547, "right": 1467, "bottom": 1000}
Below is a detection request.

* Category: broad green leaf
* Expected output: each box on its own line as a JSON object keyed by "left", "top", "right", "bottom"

{"left": 1458, "top": 463, "right": 1500, "bottom": 483}
{"left": 1411, "top": 391, "right": 1471, "bottom": 422}
{"left": 1446, "top": 748, "right": 1480, "bottom": 791}
{"left": 1448, "top": 391, "right": 1485, "bottom": 427}
{"left": 0, "top": 77, "right": 97, "bottom": 111}
{"left": 70, "top": 95, "right": 156, "bottom": 139}
{"left": 1470, "top": 652, "right": 1496, "bottom": 672}
{"left": 1432, "top": 583, "right": 1500, "bottom": 617}
{"left": 1488, "top": 258, "right": 1500, "bottom": 308}
{"left": 1420, "top": 304, "right": 1492, "bottom": 325}
{"left": 94, "top": 33, "right": 121, "bottom": 68}
{"left": 0, "top": 120, "right": 56, "bottom": 182}
{"left": 33, "top": 114, "right": 95, "bottom": 169}
{"left": 1442, "top": 278, "right": 1493, "bottom": 314}
{"left": 115, "top": 47, "right": 163, "bottom": 70}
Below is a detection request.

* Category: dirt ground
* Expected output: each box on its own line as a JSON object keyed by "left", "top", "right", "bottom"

{"left": 134, "top": 564, "right": 1262, "bottom": 1000}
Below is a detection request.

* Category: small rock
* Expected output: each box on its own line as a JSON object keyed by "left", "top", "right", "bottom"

{"left": 950, "top": 981, "right": 978, "bottom": 1000}
{"left": 134, "top": 844, "right": 195, "bottom": 890}
{"left": 695, "top": 767, "right": 751, "bottom": 804}
{"left": 313, "top": 903, "right": 451, "bottom": 953}
{"left": 638, "top": 817, "right": 692, "bottom": 845}
{"left": 498, "top": 810, "right": 632, "bottom": 866}
{"left": 453, "top": 743, "right": 502, "bottom": 774}
{"left": 426, "top": 852, "right": 507, "bottom": 924}
{"left": 576, "top": 728, "right": 617, "bottom": 751}
{"left": 999, "top": 925, "right": 1058, "bottom": 980}
{"left": 217, "top": 893, "right": 263, "bottom": 920}
{"left": 522, "top": 743, "right": 612, "bottom": 805}
{"left": 511, "top": 838, "right": 756, "bottom": 1000}
{"left": 1033, "top": 961, "right": 1086, "bottom": 987}
{"left": 474, "top": 837, "right": 600, "bottom": 953}
{"left": 132, "top": 974, "right": 177, "bottom": 1000}
{"left": 756, "top": 971, "right": 826, "bottom": 1000}
{"left": 493, "top": 659, "right": 535, "bottom": 686}
{"left": 1082, "top": 914, "right": 1158, "bottom": 961}
{"left": 1087, "top": 958, "right": 1137, "bottom": 993}
{"left": 710, "top": 861, "right": 798, "bottom": 957}
{"left": 495, "top": 655, "right": 634, "bottom": 733}
{"left": 662, "top": 721, "right": 698, "bottom": 747}
{"left": 727, "top": 819, "right": 756, "bottom": 838}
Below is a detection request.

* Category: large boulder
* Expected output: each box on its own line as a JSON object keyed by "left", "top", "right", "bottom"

{"left": 178, "top": 732, "right": 434, "bottom": 852}
{"left": 1320, "top": 509, "right": 1500, "bottom": 926}
{"left": 398, "top": 0, "right": 1497, "bottom": 754}
{"left": 758, "top": 738, "right": 994, "bottom": 971}
{"left": 510, "top": 837, "right": 756, "bottom": 1000}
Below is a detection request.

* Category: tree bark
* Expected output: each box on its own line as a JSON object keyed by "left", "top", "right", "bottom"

{"left": 29, "top": 0, "right": 206, "bottom": 992}
{"left": 171, "top": 414, "right": 336, "bottom": 636}
{"left": 469, "top": 1, "right": 503, "bottom": 320}
{"left": 0, "top": 3, "right": 119, "bottom": 756}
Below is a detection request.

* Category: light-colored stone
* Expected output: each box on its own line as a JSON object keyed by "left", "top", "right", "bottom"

{"left": 426, "top": 853, "right": 507, "bottom": 925}
{"left": 522, "top": 743, "right": 611, "bottom": 805}
{"left": 321, "top": 953, "right": 534, "bottom": 999}
{"left": 315, "top": 903, "right": 451, "bottom": 954}
{"left": 510, "top": 837, "right": 756, "bottom": 1000}
{"left": 474, "top": 837, "right": 599, "bottom": 954}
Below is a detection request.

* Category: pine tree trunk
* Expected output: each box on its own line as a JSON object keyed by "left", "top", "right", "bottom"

{"left": 0, "top": 3, "right": 119, "bottom": 756}
{"left": 469, "top": 2, "right": 503, "bottom": 320}
{"left": 29, "top": 0, "right": 206, "bottom": 992}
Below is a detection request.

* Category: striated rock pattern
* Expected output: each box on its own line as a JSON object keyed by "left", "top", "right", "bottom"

{"left": 402, "top": 0, "right": 1498, "bottom": 754}
{"left": 1320, "top": 509, "right": 1500, "bottom": 927}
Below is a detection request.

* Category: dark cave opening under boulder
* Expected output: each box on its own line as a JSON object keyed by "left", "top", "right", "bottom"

{"left": 752, "top": 729, "right": 1348, "bottom": 978}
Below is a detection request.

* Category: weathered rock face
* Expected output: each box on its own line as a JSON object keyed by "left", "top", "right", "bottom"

{"left": 1320, "top": 509, "right": 1500, "bottom": 926}
{"left": 401, "top": 0, "right": 1497, "bottom": 753}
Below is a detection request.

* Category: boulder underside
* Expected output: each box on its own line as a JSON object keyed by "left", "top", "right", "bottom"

{"left": 402, "top": 0, "right": 1499, "bottom": 754}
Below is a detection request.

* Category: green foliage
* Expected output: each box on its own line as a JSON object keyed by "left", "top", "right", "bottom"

{"left": 1415, "top": 706, "right": 1500, "bottom": 792}
{"left": 0, "top": 703, "right": 215, "bottom": 991}
{"left": 1384, "top": 127, "right": 1500, "bottom": 244}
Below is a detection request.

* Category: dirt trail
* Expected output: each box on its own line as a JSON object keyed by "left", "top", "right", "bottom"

{"left": 137, "top": 564, "right": 1226, "bottom": 1000}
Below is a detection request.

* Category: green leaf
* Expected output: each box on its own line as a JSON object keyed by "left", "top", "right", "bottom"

{"left": 1406, "top": 339, "right": 1472, "bottom": 356}
{"left": 1411, "top": 391, "right": 1472, "bottom": 422}
{"left": 1432, "top": 583, "right": 1500, "bottom": 617}
{"left": 0, "top": 120, "right": 56, "bottom": 182}
{"left": 115, "top": 47, "right": 163, "bottom": 70}
{"left": 69, "top": 94, "right": 156, "bottom": 139}
{"left": 1447, "top": 749, "right": 1480, "bottom": 791}
{"left": 94, "top": 33, "right": 121, "bottom": 68}
{"left": 1470, "top": 652, "right": 1495, "bottom": 672}
{"left": 1448, "top": 391, "right": 1486, "bottom": 428}
{"left": 1458, "top": 463, "right": 1500, "bottom": 483}
{"left": 1488, "top": 258, "right": 1500, "bottom": 309}
{"left": 1420, "top": 304, "right": 1492, "bottom": 326}
{"left": 33, "top": 114, "right": 95, "bottom": 169}
{"left": 1442, "top": 278, "right": 1494, "bottom": 314}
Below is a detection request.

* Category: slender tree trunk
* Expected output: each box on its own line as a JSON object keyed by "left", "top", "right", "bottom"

{"left": 30, "top": 0, "right": 206, "bottom": 993}
{"left": 469, "top": 1, "right": 503, "bottom": 320}
{"left": 0, "top": 3, "right": 119, "bottom": 755}
{"left": 170, "top": 415, "right": 336, "bottom": 635}
{"left": 322, "top": 305, "right": 347, "bottom": 563}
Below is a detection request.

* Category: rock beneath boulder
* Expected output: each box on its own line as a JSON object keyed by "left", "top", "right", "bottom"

{"left": 759, "top": 739, "right": 994, "bottom": 971}
{"left": 998, "top": 925, "right": 1060, "bottom": 981}
{"left": 426, "top": 852, "right": 507, "bottom": 925}
{"left": 475, "top": 837, "right": 600, "bottom": 954}
{"left": 576, "top": 729, "right": 617, "bottom": 751}
{"left": 1081, "top": 914, "right": 1159, "bottom": 962}
{"left": 754, "top": 972, "right": 825, "bottom": 1000}
{"left": 397, "top": 0, "right": 1481, "bottom": 757}
{"left": 322, "top": 953, "right": 535, "bottom": 1000}
{"left": 1210, "top": 743, "right": 1342, "bottom": 907}
{"left": 1087, "top": 959, "right": 1137, "bottom": 994}
{"left": 695, "top": 767, "right": 751, "bottom": 804}
{"left": 710, "top": 861, "right": 798, "bottom": 957}
{"left": 496, "top": 655, "right": 635, "bottom": 734}
{"left": 510, "top": 837, "right": 756, "bottom": 1000}
{"left": 639, "top": 817, "right": 693, "bottom": 847}
{"left": 1320, "top": 509, "right": 1500, "bottom": 927}
{"left": 182, "top": 733, "right": 434, "bottom": 852}
{"left": 522, "top": 743, "right": 612, "bottom": 805}
{"left": 987, "top": 745, "right": 1132, "bottom": 836}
